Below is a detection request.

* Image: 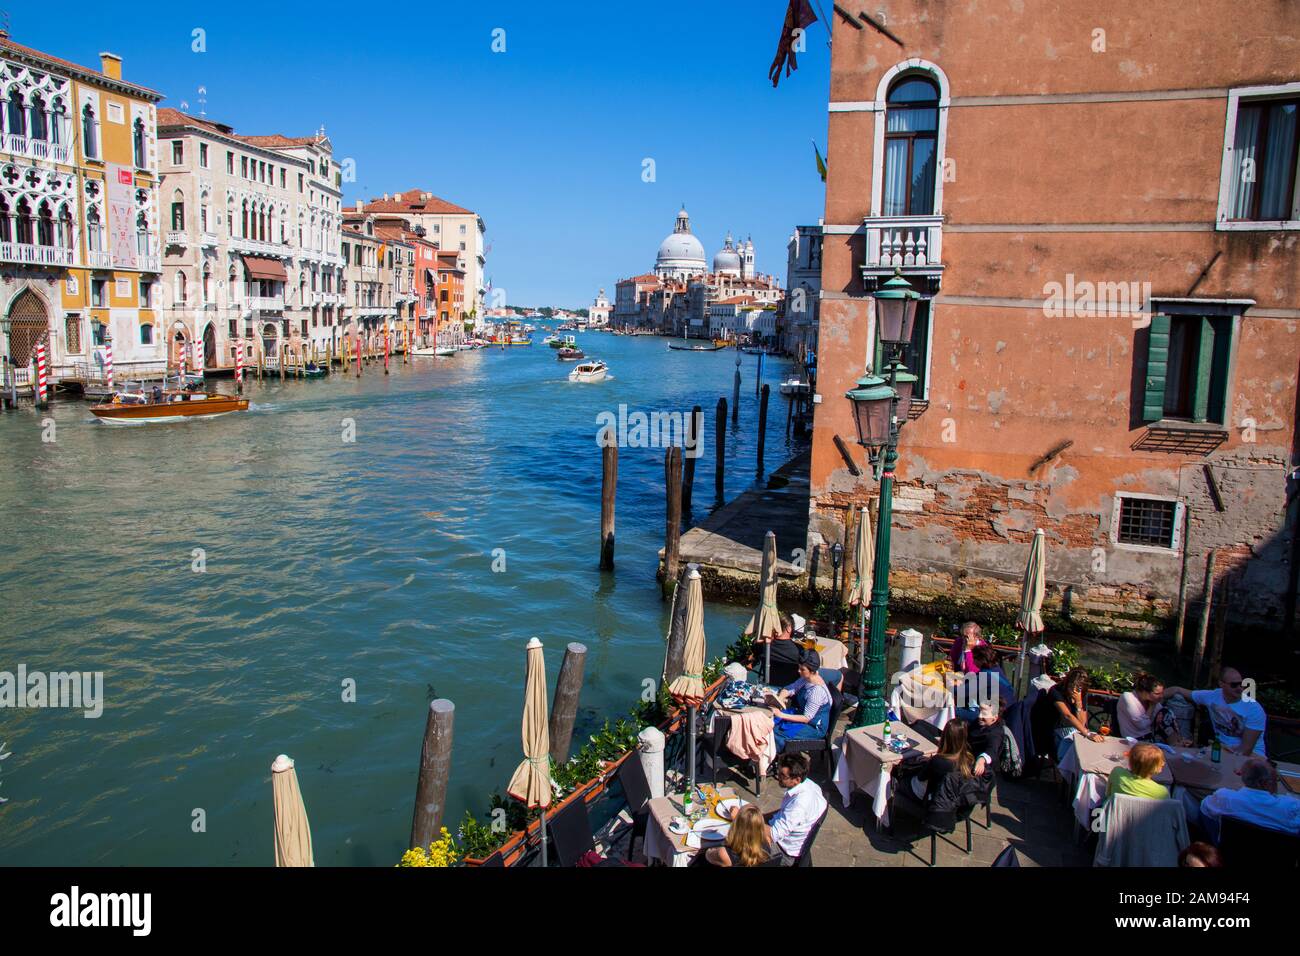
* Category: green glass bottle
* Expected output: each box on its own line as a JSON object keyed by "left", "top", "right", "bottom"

{"left": 1211, "top": 738, "right": 1221, "bottom": 764}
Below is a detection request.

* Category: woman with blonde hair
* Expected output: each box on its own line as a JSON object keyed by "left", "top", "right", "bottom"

{"left": 696, "top": 804, "right": 773, "bottom": 867}
{"left": 1106, "top": 742, "right": 1170, "bottom": 800}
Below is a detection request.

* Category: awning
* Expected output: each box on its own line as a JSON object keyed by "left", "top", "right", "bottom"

{"left": 242, "top": 255, "right": 287, "bottom": 282}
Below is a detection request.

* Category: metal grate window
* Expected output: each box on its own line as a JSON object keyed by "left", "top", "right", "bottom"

{"left": 1117, "top": 496, "right": 1178, "bottom": 548}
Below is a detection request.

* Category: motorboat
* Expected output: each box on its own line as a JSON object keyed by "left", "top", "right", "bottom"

{"left": 779, "top": 377, "right": 812, "bottom": 397}
{"left": 91, "top": 384, "right": 249, "bottom": 424}
{"left": 568, "top": 360, "right": 608, "bottom": 383}
{"left": 557, "top": 347, "right": 585, "bottom": 361}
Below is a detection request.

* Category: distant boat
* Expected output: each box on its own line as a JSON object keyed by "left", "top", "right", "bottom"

{"left": 549, "top": 334, "right": 577, "bottom": 349}
{"left": 779, "top": 377, "right": 811, "bottom": 397}
{"left": 568, "top": 360, "right": 608, "bottom": 383}
{"left": 557, "top": 346, "right": 585, "bottom": 361}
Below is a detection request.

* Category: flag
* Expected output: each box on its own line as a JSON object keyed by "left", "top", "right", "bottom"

{"left": 813, "top": 141, "right": 827, "bottom": 182}
{"left": 770, "top": 0, "right": 818, "bottom": 87}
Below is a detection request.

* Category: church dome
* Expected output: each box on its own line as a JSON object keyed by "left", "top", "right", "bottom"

{"left": 655, "top": 206, "right": 707, "bottom": 277}
{"left": 713, "top": 232, "right": 742, "bottom": 275}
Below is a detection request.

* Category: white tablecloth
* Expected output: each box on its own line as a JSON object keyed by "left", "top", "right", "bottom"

{"left": 832, "top": 723, "right": 936, "bottom": 828}
{"left": 889, "top": 672, "right": 955, "bottom": 731}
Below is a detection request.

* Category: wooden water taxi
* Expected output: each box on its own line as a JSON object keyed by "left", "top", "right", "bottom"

{"left": 90, "top": 384, "right": 249, "bottom": 424}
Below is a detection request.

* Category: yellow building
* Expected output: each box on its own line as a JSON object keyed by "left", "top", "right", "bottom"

{"left": 0, "top": 29, "right": 163, "bottom": 388}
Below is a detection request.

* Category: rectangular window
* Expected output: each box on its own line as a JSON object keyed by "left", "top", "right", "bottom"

{"left": 241, "top": 156, "right": 249, "bottom": 178}
{"left": 65, "top": 315, "right": 82, "bottom": 353}
{"left": 199, "top": 143, "right": 209, "bottom": 168}
{"left": 227, "top": 151, "right": 234, "bottom": 174}
{"left": 280, "top": 169, "right": 286, "bottom": 188}
{"left": 298, "top": 173, "right": 304, "bottom": 192}
{"left": 1227, "top": 97, "right": 1299, "bottom": 222}
{"left": 140, "top": 324, "right": 153, "bottom": 345}
{"left": 140, "top": 281, "right": 153, "bottom": 308}
{"left": 92, "top": 320, "right": 106, "bottom": 345}
{"left": 91, "top": 280, "right": 107, "bottom": 308}
{"left": 1115, "top": 496, "right": 1180, "bottom": 549}
{"left": 172, "top": 141, "right": 183, "bottom": 165}
{"left": 1141, "top": 313, "right": 1234, "bottom": 425}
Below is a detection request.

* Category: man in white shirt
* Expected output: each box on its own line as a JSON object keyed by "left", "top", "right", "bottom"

{"left": 1198, "top": 758, "right": 1300, "bottom": 843}
{"left": 764, "top": 752, "right": 828, "bottom": 865}
{"left": 1164, "top": 668, "right": 1267, "bottom": 757}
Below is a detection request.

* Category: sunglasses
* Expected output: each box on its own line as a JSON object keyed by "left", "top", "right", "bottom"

{"left": 1223, "top": 681, "right": 1243, "bottom": 688}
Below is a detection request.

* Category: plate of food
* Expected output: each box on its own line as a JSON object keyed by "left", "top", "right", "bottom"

{"left": 692, "top": 818, "right": 730, "bottom": 840}
{"left": 715, "top": 797, "right": 749, "bottom": 821}
{"left": 668, "top": 816, "right": 690, "bottom": 835}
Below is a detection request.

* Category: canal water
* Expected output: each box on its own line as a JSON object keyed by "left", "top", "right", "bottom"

{"left": 0, "top": 334, "right": 807, "bottom": 865}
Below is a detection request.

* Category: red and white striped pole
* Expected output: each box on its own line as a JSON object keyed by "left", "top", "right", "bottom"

{"left": 178, "top": 342, "right": 187, "bottom": 384}
{"left": 34, "top": 339, "right": 48, "bottom": 408}
{"left": 355, "top": 330, "right": 361, "bottom": 378}
{"left": 194, "top": 333, "right": 204, "bottom": 382}
{"left": 235, "top": 338, "right": 244, "bottom": 393}
{"left": 384, "top": 327, "right": 390, "bottom": 375}
{"left": 104, "top": 337, "right": 114, "bottom": 389}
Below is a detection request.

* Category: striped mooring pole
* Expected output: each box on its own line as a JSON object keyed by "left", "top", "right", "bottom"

{"left": 104, "top": 337, "right": 114, "bottom": 389}
{"left": 35, "top": 339, "right": 48, "bottom": 407}
{"left": 235, "top": 339, "right": 244, "bottom": 393}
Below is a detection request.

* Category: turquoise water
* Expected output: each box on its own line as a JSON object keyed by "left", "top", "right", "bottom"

{"left": 0, "top": 334, "right": 803, "bottom": 865}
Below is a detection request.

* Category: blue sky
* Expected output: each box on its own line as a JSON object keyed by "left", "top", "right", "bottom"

{"left": 13, "top": 1, "right": 831, "bottom": 306}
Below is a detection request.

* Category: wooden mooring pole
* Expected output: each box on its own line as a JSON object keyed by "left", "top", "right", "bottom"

{"left": 549, "top": 642, "right": 588, "bottom": 765}
{"left": 715, "top": 397, "right": 726, "bottom": 501}
{"left": 600, "top": 443, "right": 617, "bottom": 570}
{"left": 409, "top": 698, "right": 455, "bottom": 850}
{"left": 681, "top": 404, "right": 701, "bottom": 515}
{"left": 756, "top": 383, "right": 770, "bottom": 477}
{"left": 1192, "top": 549, "right": 1218, "bottom": 684}
{"left": 664, "top": 445, "right": 682, "bottom": 597}
{"left": 731, "top": 354, "right": 740, "bottom": 425}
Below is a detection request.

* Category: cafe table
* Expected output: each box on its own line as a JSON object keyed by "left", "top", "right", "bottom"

{"left": 1164, "top": 746, "right": 1300, "bottom": 795}
{"left": 644, "top": 784, "right": 744, "bottom": 867}
{"left": 800, "top": 637, "right": 847, "bottom": 671}
{"left": 1062, "top": 734, "right": 1175, "bottom": 830}
{"left": 831, "top": 721, "right": 936, "bottom": 828}
{"left": 888, "top": 667, "right": 956, "bottom": 732}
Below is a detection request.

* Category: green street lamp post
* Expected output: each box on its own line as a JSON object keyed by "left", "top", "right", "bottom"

{"left": 846, "top": 270, "right": 920, "bottom": 728}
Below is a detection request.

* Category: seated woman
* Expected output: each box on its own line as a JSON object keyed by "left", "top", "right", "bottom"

{"left": 955, "top": 644, "right": 1016, "bottom": 722}
{"left": 768, "top": 650, "right": 833, "bottom": 751}
{"left": 948, "top": 621, "right": 988, "bottom": 674}
{"left": 893, "top": 720, "right": 976, "bottom": 825}
{"left": 1048, "top": 666, "right": 1104, "bottom": 762}
{"left": 692, "top": 804, "right": 774, "bottom": 868}
{"left": 1105, "top": 742, "right": 1169, "bottom": 800}
{"left": 1117, "top": 673, "right": 1189, "bottom": 746}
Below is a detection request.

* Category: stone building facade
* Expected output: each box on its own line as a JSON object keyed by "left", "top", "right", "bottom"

{"left": 810, "top": 2, "right": 1300, "bottom": 636}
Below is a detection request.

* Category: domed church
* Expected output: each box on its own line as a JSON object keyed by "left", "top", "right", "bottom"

{"left": 653, "top": 208, "right": 758, "bottom": 283}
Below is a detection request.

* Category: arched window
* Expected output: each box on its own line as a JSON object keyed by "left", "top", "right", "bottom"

{"left": 7, "top": 89, "right": 25, "bottom": 137}
{"left": 176, "top": 270, "right": 188, "bottom": 304}
{"left": 15, "top": 197, "right": 33, "bottom": 244}
{"left": 86, "top": 206, "right": 103, "bottom": 251}
{"left": 202, "top": 264, "right": 212, "bottom": 303}
{"left": 82, "top": 104, "right": 98, "bottom": 158}
{"left": 140, "top": 324, "right": 154, "bottom": 346}
{"left": 170, "top": 189, "right": 185, "bottom": 231}
{"left": 132, "top": 118, "right": 146, "bottom": 168}
{"left": 29, "top": 94, "right": 47, "bottom": 141}
{"left": 882, "top": 76, "right": 940, "bottom": 217}
{"left": 50, "top": 98, "right": 65, "bottom": 145}
{"left": 35, "top": 200, "right": 54, "bottom": 246}
{"left": 136, "top": 213, "right": 149, "bottom": 255}
{"left": 57, "top": 205, "right": 73, "bottom": 248}
{"left": 0, "top": 196, "right": 9, "bottom": 243}
{"left": 241, "top": 200, "right": 249, "bottom": 238}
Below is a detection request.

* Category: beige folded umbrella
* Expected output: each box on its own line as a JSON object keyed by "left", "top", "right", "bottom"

{"left": 271, "top": 754, "right": 314, "bottom": 867}
{"left": 745, "top": 531, "right": 781, "bottom": 683}
{"left": 669, "top": 567, "right": 707, "bottom": 793}
{"left": 1014, "top": 528, "right": 1047, "bottom": 695}
{"left": 847, "top": 506, "right": 873, "bottom": 672}
{"left": 669, "top": 567, "right": 707, "bottom": 706}
{"left": 506, "top": 638, "right": 553, "bottom": 864}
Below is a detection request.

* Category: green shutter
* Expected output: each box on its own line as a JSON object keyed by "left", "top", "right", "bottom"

{"left": 1142, "top": 313, "right": 1171, "bottom": 422}
{"left": 1192, "top": 317, "right": 1215, "bottom": 423}
{"left": 1205, "top": 317, "right": 1233, "bottom": 425}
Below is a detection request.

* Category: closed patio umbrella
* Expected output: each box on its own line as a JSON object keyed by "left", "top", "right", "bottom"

{"left": 669, "top": 567, "right": 707, "bottom": 794}
{"left": 744, "top": 531, "right": 781, "bottom": 683}
{"left": 506, "top": 638, "right": 553, "bottom": 865}
{"left": 846, "top": 506, "right": 873, "bottom": 679}
{"left": 271, "top": 754, "right": 314, "bottom": 867}
{"left": 1014, "top": 528, "right": 1047, "bottom": 697}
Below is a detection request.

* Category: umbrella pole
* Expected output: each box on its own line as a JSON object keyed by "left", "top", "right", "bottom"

{"left": 764, "top": 640, "right": 771, "bottom": 686}
{"left": 858, "top": 604, "right": 866, "bottom": 691}
{"left": 688, "top": 705, "right": 697, "bottom": 794}
{"left": 540, "top": 808, "right": 548, "bottom": 867}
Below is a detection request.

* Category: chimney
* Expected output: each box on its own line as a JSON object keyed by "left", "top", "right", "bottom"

{"left": 383, "top": 193, "right": 389, "bottom": 201}
{"left": 357, "top": 200, "right": 364, "bottom": 212}
{"left": 99, "top": 52, "right": 122, "bottom": 80}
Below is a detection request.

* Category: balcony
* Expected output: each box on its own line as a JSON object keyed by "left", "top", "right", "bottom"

{"left": 230, "top": 236, "right": 290, "bottom": 258}
{"left": 200, "top": 232, "right": 219, "bottom": 248}
{"left": 861, "top": 214, "right": 944, "bottom": 292}
{"left": 0, "top": 241, "right": 75, "bottom": 267}
{"left": 244, "top": 295, "right": 285, "bottom": 312}
{"left": 1, "top": 133, "right": 73, "bottom": 165}
{"left": 87, "top": 250, "right": 113, "bottom": 270}
{"left": 166, "top": 231, "right": 188, "bottom": 247}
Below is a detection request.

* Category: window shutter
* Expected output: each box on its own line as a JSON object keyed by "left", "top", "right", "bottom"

{"left": 1142, "top": 313, "right": 1171, "bottom": 422}
{"left": 1206, "top": 317, "right": 1233, "bottom": 425}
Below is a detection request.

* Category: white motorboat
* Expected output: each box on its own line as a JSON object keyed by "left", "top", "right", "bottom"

{"left": 568, "top": 360, "right": 608, "bottom": 383}
{"left": 779, "top": 377, "right": 812, "bottom": 397}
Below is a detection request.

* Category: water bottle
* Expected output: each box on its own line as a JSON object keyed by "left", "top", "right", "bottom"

{"left": 882, "top": 717, "right": 892, "bottom": 752}
{"left": 683, "top": 786, "right": 694, "bottom": 816}
{"left": 1211, "top": 738, "right": 1221, "bottom": 764}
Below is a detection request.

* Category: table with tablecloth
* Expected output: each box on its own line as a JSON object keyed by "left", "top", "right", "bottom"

{"left": 832, "top": 721, "right": 936, "bottom": 827}
{"left": 888, "top": 666, "right": 956, "bottom": 731}
{"left": 1062, "top": 735, "right": 1175, "bottom": 830}
{"left": 643, "top": 785, "right": 743, "bottom": 867}
{"left": 803, "top": 637, "right": 847, "bottom": 671}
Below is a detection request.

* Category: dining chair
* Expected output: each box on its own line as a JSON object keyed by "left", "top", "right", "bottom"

{"left": 615, "top": 757, "right": 653, "bottom": 862}
{"left": 548, "top": 797, "right": 596, "bottom": 868}
{"left": 792, "top": 807, "right": 830, "bottom": 867}
{"left": 702, "top": 712, "right": 761, "bottom": 793}
{"left": 779, "top": 684, "right": 844, "bottom": 780}
{"left": 1218, "top": 815, "right": 1300, "bottom": 867}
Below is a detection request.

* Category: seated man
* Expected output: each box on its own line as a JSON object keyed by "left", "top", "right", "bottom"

{"left": 1105, "top": 743, "right": 1170, "bottom": 801}
{"left": 1197, "top": 757, "right": 1300, "bottom": 844}
{"left": 1164, "top": 667, "right": 1267, "bottom": 757}
{"left": 967, "top": 700, "right": 1005, "bottom": 776}
{"left": 754, "top": 612, "right": 800, "bottom": 687}
{"left": 763, "top": 752, "right": 827, "bottom": 865}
